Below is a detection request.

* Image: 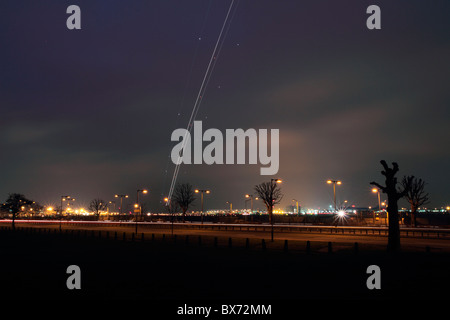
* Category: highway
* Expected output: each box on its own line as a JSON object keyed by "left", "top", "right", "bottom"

{"left": 2, "top": 219, "right": 450, "bottom": 252}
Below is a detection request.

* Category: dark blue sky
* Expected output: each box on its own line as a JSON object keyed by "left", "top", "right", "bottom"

{"left": 1, "top": 0, "right": 449, "bottom": 211}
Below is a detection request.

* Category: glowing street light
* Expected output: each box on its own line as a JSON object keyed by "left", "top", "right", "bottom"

{"left": 114, "top": 194, "right": 129, "bottom": 215}
{"left": 195, "top": 189, "right": 210, "bottom": 224}
{"left": 372, "top": 188, "right": 382, "bottom": 224}
{"left": 163, "top": 197, "right": 170, "bottom": 211}
{"left": 245, "top": 194, "right": 259, "bottom": 213}
{"left": 163, "top": 196, "right": 177, "bottom": 236}
{"left": 136, "top": 189, "right": 148, "bottom": 216}
{"left": 269, "top": 178, "right": 282, "bottom": 242}
{"left": 60, "top": 195, "right": 75, "bottom": 232}
{"left": 326, "top": 180, "right": 342, "bottom": 212}
{"left": 108, "top": 200, "right": 116, "bottom": 213}
{"left": 135, "top": 189, "right": 149, "bottom": 233}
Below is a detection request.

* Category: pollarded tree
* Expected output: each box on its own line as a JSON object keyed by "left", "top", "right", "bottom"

{"left": 370, "top": 161, "right": 412, "bottom": 252}
{"left": 401, "top": 176, "right": 429, "bottom": 227}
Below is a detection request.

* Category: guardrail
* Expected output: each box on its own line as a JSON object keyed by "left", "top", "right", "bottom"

{"left": 2, "top": 219, "right": 450, "bottom": 239}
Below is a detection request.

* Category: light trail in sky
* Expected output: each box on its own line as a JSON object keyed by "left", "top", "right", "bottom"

{"left": 166, "top": 0, "right": 238, "bottom": 205}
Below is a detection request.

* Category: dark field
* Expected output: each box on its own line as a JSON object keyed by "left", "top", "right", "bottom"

{"left": 1, "top": 227, "right": 449, "bottom": 302}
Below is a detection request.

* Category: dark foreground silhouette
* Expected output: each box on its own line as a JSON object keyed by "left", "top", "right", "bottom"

{"left": 1, "top": 228, "right": 449, "bottom": 301}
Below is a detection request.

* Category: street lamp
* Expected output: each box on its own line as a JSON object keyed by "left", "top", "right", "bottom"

{"left": 292, "top": 199, "right": 299, "bottom": 214}
{"left": 163, "top": 197, "right": 177, "bottom": 235}
{"left": 114, "top": 194, "right": 129, "bottom": 215}
{"left": 164, "top": 197, "right": 169, "bottom": 207}
{"left": 60, "top": 195, "right": 74, "bottom": 232}
{"left": 164, "top": 197, "right": 171, "bottom": 214}
{"left": 226, "top": 201, "right": 232, "bottom": 214}
{"left": 245, "top": 194, "right": 259, "bottom": 213}
{"left": 372, "top": 188, "right": 381, "bottom": 224}
{"left": 269, "top": 178, "right": 282, "bottom": 242}
{"left": 135, "top": 189, "right": 148, "bottom": 233}
{"left": 326, "top": 179, "right": 342, "bottom": 212}
{"left": 195, "top": 189, "right": 210, "bottom": 224}
{"left": 108, "top": 200, "right": 116, "bottom": 214}
{"left": 136, "top": 189, "right": 148, "bottom": 216}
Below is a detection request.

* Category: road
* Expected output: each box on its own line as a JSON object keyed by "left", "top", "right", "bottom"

{"left": 2, "top": 220, "right": 450, "bottom": 252}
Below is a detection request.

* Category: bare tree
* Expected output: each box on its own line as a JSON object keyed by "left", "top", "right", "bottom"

{"left": 254, "top": 181, "right": 283, "bottom": 241}
{"left": 370, "top": 161, "right": 412, "bottom": 252}
{"left": 401, "top": 176, "right": 430, "bottom": 227}
{"left": 89, "top": 198, "right": 107, "bottom": 219}
{"left": 172, "top": 183, "right": 196, "bottom": 222}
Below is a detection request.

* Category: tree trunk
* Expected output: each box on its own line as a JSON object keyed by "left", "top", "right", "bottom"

{"left": 387, "top": 197, "right": 400, "bottom": 252}
{"left": 269, "top": 205, "right": 274, "bottom": 242}
{"left": 411, "top": 204, "right": 417, "bottom": 227}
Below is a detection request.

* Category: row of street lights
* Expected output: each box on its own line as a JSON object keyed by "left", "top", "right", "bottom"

{"left": 327, "top": 179, "right": 386, "bottom": 217}
{"left": 113, "top": 190, "right": 148, "bottom": 233}
{"left": 326, "top": 179, "right": 342, "bottom": 212}
{"left": 56, "top": 178, "right": 384, "bottom": 224}
{"left": 195, "top": 189, "right": 210, "bottom": 224}
{"left": 161, "top": 179, "right": 283, "bottom": 227}
{"left": 58, "top": 180, "right": 384, "bottom": 221}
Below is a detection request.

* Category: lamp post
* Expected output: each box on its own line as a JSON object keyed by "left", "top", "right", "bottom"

{"left": 326, "top": 180, "right": 342, "bottom": 212}
{"left": 245, "top": 194, "right": 259, "bottom": 213}
{"left": 60, "top": 195, "right": 74, "bottom": 232}
{"left": 372, "top": 188, "right": 381, "bottom": 224}
{"left": 136, "top": 189, "right": 148, "bottom": 216}
{"left": 135, "top": 189, "right": 148, "bottom": 233}
{"left": 164, "top": 197, "right": 175, "bottom": 235}
{"left": 226, "top": 201, "right": 232, "bottom": 214}
{"left": 269, "top": 178, "right": 282, "bottom": 241}
{"left": 114, "top": 194, "right": 129, "bottom": 215}
{"left": 195, "top": 189, "right": 210, "bottom": 224}
{"left": 164, "top": 197, "right": 169, "bottom": 209}
{"left": 292, "top": 199, "right": 299, "bottom": 214}
{"left": 108, "top": 201, "right": 116, "bottom": 218}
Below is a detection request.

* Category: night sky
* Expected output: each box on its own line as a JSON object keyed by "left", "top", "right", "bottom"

{"left": 1, "top": 0, "right": 449, "bottom": 212}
